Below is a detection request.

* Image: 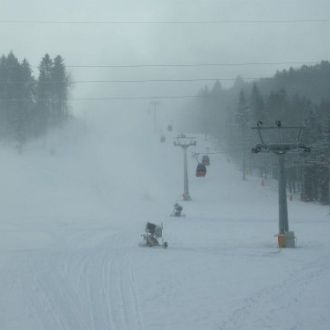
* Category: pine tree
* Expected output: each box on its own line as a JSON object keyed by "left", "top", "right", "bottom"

{"left": 0, "top": 55, "right": 8, "bottom": 137}
{"left": 0, "top": 52, "right": 71, "bottom": 145}
{"left": 36, "top": 54, "right": 54, "bottom": 134}
{"left": 0, "top": 53, "right": 35, "bottom": 145}
{"left": 236, "top": 90, "right": 249, "bottom": 129}
{"left": 250, "top": 83, "right": 265, "bottom": 124}
{"left": 51, "top": 55, "right": 70, "bottom": 125}
{"left": 0, "top": 52, "right": 22, "bottom": 138}
{"left": 13, "top": 58, "right": 35, "bottom": 147}
{"left": 235, "top": 90, "right": 250, "bottom": 180}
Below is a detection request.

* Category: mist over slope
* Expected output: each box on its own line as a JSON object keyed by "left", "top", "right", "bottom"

{"left": 0, "top": 107, "right": 180, "bottom": 221}
{"left": 0, "top": 108, "right": 330, "bottom": 330}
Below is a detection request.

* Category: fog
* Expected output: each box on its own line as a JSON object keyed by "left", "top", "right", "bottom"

{"left": 1, "top": 0, "right": 330, "bottom": 117}
{"left": 1, "top": 2, "right": 330, "bottom": 329}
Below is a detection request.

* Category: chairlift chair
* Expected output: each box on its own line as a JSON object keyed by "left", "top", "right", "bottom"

{"left": 196, "top": 163, "right": 207, "bottom": 177}
{"left": 202, "top": 155, "right": 210, "bottom": 166}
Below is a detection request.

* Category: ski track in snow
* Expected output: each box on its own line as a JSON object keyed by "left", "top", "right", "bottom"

{"left": 83, "top": 248, "right": 145, "bottom": 330}
{"left": 1, "top": 129, "right": 330, "bottom": 330}
{"left": 218, "top": 256, "right": 330, "bottom": 330}
{"left": 13, "top": 230, "right": 145, "bottom": 330}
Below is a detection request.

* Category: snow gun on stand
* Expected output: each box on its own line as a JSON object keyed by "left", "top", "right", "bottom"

{"left": 140, "top": 222, "right": 168, "bottom": 248}
{"left": 170, "top": 203, "right": 185, "bottom": 217}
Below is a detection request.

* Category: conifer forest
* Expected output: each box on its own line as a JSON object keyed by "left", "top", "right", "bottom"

{"left": 180, "top": 61, "right": 330, "bottom": 204}
{"left": 0, "top": 52, "right": 70, "bottom": 147}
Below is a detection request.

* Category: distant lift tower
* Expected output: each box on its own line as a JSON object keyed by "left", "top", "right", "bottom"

{"left": 174, "top": 134, "right": 197, "bottom": 201}
{"left": 150, "top": 101, "right": 160, "bottom": 133}
{"left": 252, "top": 121, "right": 311, "bottom": 247}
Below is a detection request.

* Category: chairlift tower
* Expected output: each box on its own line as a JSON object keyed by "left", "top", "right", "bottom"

{"left": 174, "top": 134, "right": 197, "bottom": 201}
{"left": 252, "top": 121, "right": 311, "bottom": 247}
{"left": 150, "top": 101, "right": 160, "bottom": 133}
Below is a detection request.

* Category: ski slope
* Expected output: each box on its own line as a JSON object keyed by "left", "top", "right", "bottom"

{"left": 0, "top": 110, "right": 330, "bottom": 330}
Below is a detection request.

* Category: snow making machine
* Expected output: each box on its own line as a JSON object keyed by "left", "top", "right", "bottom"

{"left": 170, "top": 203, "right": 185, "bottom": 217}
{"left": 141, "top": 222, "right": 168, "bottom": 248}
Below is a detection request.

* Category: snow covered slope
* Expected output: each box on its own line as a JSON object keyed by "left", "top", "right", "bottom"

{"left": 0, "top": 109, "right": 329, "bottom": 330}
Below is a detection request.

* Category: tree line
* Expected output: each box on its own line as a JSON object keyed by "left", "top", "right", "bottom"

{"left": 179, "top": 61, "right": 330, "bottom": 204}
{"left": 0, "top": 52, "right": 70, "bottom": 147}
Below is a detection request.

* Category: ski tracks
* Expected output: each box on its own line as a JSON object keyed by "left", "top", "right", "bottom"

{"left": 100, "top": 250, "right": 145, "bottom": 330}
{"left": 68, "top": 247, "right": 146, "bottom": 330}
{"left": 21, "top": 263, "right": 89, "bottom": 330}
{"left": 218, "top": 257, "right": 330, "bottom": 330}
{"left": 117, "top": 254, "right": 145, "bottom": 330}
{"left": 19, "top": 246, "right": 145, "bottom": 330}
{"left": 59, "top": 248, "right": 146, "bottom": 330}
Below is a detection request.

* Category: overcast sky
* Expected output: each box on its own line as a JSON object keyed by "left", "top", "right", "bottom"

{"left": 1, "top": 0, "right": 330, "bottom": 115}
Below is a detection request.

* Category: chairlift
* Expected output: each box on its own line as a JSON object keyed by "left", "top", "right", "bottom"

{"left": 202, "top": 155, "right": 210, "bottom": 166}
{"left": 196, "top": 163, "right": 207, "bottom": 177}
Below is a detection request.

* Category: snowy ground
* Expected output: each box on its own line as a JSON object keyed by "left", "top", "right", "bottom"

{"left": 0, "top": 111, "right": 330, "bottom": 330}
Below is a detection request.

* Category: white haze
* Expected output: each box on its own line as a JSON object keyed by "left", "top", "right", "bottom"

{"left": 1, "top": 0, "right": 330, "bottom": 116}
{"left": 1, "top": 120, "right": 330, "bottom": 329}
{"left": 0, "top": 1, "right": 330, "bottom": 329}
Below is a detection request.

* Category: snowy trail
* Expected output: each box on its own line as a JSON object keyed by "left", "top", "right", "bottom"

{"left": 0, "top": 119, "right": 330, "bottom": 329}
{"left": 219, "top": 255, "right": 330, "bottom": 330}
{"left": 1, "top": 224, "right": 147, "bottom": 330}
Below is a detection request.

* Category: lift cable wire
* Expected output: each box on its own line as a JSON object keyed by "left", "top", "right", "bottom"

{"left": 1, "top": 19, "right": 330, "bottom": 24}
{"left": 1, "top": 95, "right": 210, "bottom": 101}
{"left": 0, "top": 77, "right": 262, "bottom": 84}
{"left": 64, "top": 61, "right": 321, "bottom": 69}
{"left": 3, "top": 61, "right": 323, "bottom": 69}
{"left": 0, "top": 68, "right": 326, "bottom": 84}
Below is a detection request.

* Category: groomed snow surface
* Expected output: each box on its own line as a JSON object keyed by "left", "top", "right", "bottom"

{"left": 0, "top": 109, "right": 330, "bottom": 330}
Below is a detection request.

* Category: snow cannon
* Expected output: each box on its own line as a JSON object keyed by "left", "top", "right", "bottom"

{"left": 141, "top": 222, "right": 168, "bottom": 248}
{"left": 171, "top": 203, "right": 184, "bottom": 217}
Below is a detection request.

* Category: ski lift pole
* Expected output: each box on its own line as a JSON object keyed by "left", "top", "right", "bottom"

{"left": 183, "top": 146, "right": 190, "bottom": 200}
{"left": 251, "top": 121, "right": 311, "bottom": 247}
{"left": 150, "top": 100, "right": 160, "bottom": 133}
{"left": 278, "top": 153, "right": 289, "bottom": 234}
{"left": 174, "top": 134, "right": 197, "bottom": 201}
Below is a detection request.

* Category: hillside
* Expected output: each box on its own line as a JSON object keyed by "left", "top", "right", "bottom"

{"left": 0, "top": 109, "right": 329, "bottom": 329}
